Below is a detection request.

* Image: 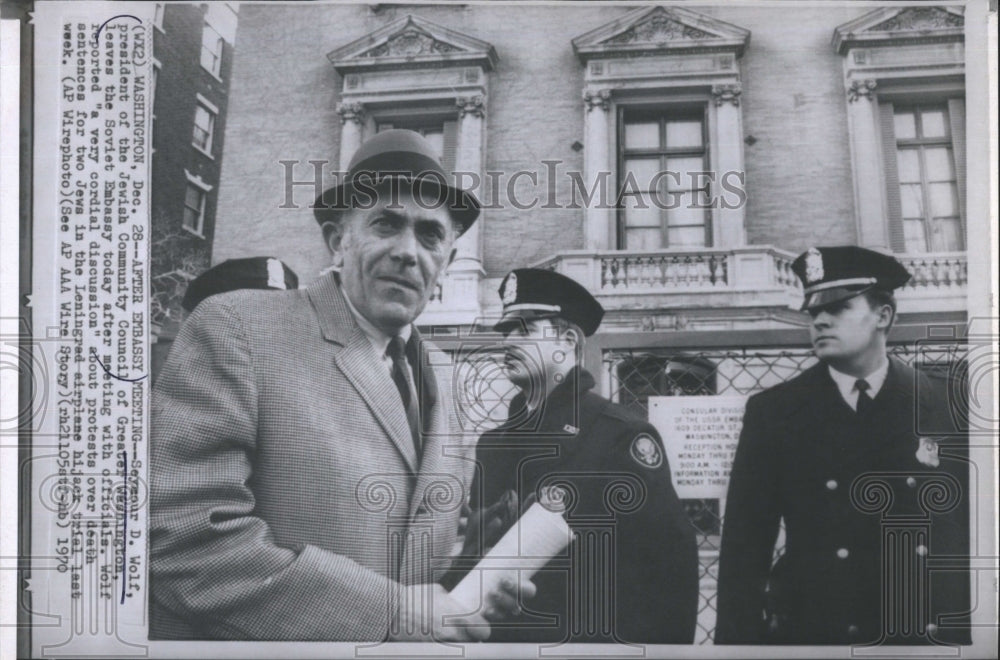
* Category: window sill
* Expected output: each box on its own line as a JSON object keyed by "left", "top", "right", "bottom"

{"left": 191, "top": 144, "right": 215, "bottom": 160}
{"left": 181, "top": 225, "right": 206, "bottom": 240}
{"left": 200, "top": 65, "right": 224, "bottom": 84}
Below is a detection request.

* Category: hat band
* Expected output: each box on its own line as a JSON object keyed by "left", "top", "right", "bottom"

{"left": 803, "top": 277, "right": 877, "bottom": 294}
{"left": 503, "top": 303, "right": 562, "bottom": 313}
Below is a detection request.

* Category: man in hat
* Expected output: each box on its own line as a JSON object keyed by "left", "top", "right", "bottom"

{"left": 715, "top": 246, "right": 970, "bottom": 645}
{"left": 445, "top": 268, "right": 699, "bottom": 643}
{"left": 151, "top": 130, "right": 531, "bottom": 641}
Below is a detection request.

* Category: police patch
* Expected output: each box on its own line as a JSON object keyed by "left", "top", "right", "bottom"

{"left": 630, "top": 433, "right": 662, "bottom": 469}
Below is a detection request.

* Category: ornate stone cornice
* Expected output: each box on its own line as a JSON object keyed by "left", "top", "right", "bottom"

{"left": 336, "top": 101, "right": 366, "bottom": 124}
{"left": 583, "top": 89, "right": 611, "bottom": 112}
{"left": 868, "top": 7, "right": 963, "bottom": 33}
{"left": 573, "top": 6, "right": 750, "bottom": 62}
{"left": 846, "top": 79, "right": 877, "bottom": 103}
{"left": 711, "top": 83, "right": 742, "bottom": 107}
{"left": 456, "top": 95, "right": 485, "bottom": 118}
{"left": 833, "top": 6, "right": 964, "bottom": 55}
{"left": 361, "top": 28, "right": 460, "bottom": 58}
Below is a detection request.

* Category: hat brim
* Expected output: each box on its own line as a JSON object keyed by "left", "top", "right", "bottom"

{"left": 801, "top": 284, "right": 876, "bottom": 312}
{"left": 493, "top": 309, "right": 560, "bottom": 334}
{"left": 313, "top": 174, "right": 480, "bottom": 236}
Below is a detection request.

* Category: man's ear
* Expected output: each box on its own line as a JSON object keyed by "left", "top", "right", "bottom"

{"left": 875, "top": 303, "right": 894, "bottom": 331}
{"left": 560, "top": 325, "right": 581, "bottom": 350}
{"left": 322, "top": 220, "right": 346, "bottom": 267}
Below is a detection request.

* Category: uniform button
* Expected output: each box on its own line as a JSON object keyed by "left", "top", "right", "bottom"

{"left": 916, "top": 544, "right": 928, "bottom": 557}
{"left": 837, "top": 547, "right": 850, "bottom": 559}
{"left": 907, "top": 477, "right": 917, "bottom": 488}
{"left": 847, "top": 624, "right": 860, "bottom": 637}
{"left": 826, "top": 479, "right": 838, "bottom": 491}
{"left": 926, "top": 623, "right": 938, "bottom": 635}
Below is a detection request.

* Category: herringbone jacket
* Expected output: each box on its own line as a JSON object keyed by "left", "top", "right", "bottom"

{"left": 150, "top": 273, "right": 474, "bottom": 640}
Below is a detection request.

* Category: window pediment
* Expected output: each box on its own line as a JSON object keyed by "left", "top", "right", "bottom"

{"left": 573, "top": 6, "right": 750, "bottom": 61}
{"left": 833, "top": 6, "right": 964, "bottom": 55}
{"left": 327, "top": 15, "right": 498, "bottom": 74}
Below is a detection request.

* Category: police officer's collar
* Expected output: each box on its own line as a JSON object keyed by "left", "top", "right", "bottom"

{"left": 507, "top": 366, "right": 595, "bottom": 423}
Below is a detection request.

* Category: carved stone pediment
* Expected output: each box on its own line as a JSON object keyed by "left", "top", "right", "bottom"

{"left": 573, "top": 6, "right": 750, "bottom": 61}
{"left": 328, "top": 15, "right": 498, "bottom": 74}
{"left": 833, "top": 6, "right": 964, "bottom": 54}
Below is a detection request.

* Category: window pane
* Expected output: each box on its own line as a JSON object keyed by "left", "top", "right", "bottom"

{"left": 665, "top": 120, "right": 702, "bottom": 148}
{"left": 185, "top": 187, "right": 202, "bottom": 210}
{"left": 900, "top": 184, "right": 924, "bottom": 218}
{"left": 664, "top": 157, "right": 706, "bottom": 191}
{"left": 929, "top": 182, "right": 958, "bottom": 217}
{"left": 924, "top": 147, "right": 955, "bottom": 181}
{"left": 622, "top": 194, "right": 661, "bottom": 228}
{"left": 930, "top": 217, "right": 963, "bottom": 251}
{"left": 623, "top": 158, "right": 661, "bottom": 192}
{"left": 625, "top": 227, "right": 662, "bottom": 250}
{"left": 668, "top": 192, "right": 709, "bottom": 226}
{"left": 894, "top": 111, "right": 916, "bottom": 139}
{"left": 667, "top": 225, "right": 706, "bottom": 247}
{"left": 624, "top": 121, "right": 659, "bottom": 149}
{"left": 896, "top": 149, "right": 921, "bottom": 183}
{"left": 903, "top": 219, "right": 927, "bottom": 253}
{"left": 920, "top": 109, "right": 947, "bottom": 138}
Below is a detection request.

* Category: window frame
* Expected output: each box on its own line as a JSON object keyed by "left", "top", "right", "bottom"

{"left": 182, "top": 171, "right": 213, "bottom": 237}
{"left": 877, "top": 86, "right": 966, "bottom": 254}
{"left": 616, "top": 103, "right": 711, "bottom": 250}
{"left": 199, "top": 22, "right": 225, "bottom": 79}
{"left": 191, "top": 95, "right": 219, "bottom": 157}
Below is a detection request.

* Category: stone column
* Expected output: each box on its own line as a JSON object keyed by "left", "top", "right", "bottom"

{"left": 583, "top": 89, "right": 613, "bottom": 250}
{"left": 845, "top": 79, "right": 889, "bottom": 248}
{"left": 336, "top": 101, "right": 366, "bottom": 172}
{"left": 452, "top": 95, "right": 486, "bottom": 267}
{"left": 711, "top": 84, "right": 746, "bottom": 247}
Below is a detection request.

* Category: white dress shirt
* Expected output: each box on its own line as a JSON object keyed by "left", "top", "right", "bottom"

{"left": 342, "top": 291, "right": 414, "bottom": 378}
{"left": 827, "top": 358, "right": 889, "bottom": 411}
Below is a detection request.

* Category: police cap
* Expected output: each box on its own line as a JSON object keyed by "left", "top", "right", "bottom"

{"left": 494, "top": 268, "right": 605, "bottom": 336}
{"left": 792, "top": 246, "right": 911, "bottom": 312}
{"left": 182, "top": 257, "right": 299, "bottom": 312}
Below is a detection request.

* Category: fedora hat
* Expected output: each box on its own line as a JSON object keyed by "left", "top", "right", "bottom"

{"left": 312, "top": 129, "right": 480, "bottom": 235}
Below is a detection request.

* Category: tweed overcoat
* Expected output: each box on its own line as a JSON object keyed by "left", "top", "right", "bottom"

{"left": 449, "top": 367, "right": 699, "bottom": 644}
{"left": 150, "top": 273, "right": 474, "bottom": 640}
{"left": 715, "top": 358, "right": 970, "bottom": 645}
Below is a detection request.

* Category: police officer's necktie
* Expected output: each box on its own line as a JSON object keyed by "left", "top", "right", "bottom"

{"left": 855, "top": 378, "right": 873, "bottom": 415}
{"left": 387, "top": 335, "right": 421, "bottom": 453}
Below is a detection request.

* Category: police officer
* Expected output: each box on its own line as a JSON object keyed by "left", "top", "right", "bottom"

{"left": 715, "top": 246, "right": 970, "bottom": 645}
{"left": 449, "top": 268, "right": 699, "bottom": 644}
{"left": 180, "top": 256, "right": 299, "bottom": 313}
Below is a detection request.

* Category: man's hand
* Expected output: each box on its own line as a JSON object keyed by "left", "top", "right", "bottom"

{"left": 460, "top": 489, "right": 520, "bottom": 557}
{"left": 481, "top": 575, "right": 537, "bottom": 621}
{"left": 391, "top": 583, "right": 491, "bottom": 642}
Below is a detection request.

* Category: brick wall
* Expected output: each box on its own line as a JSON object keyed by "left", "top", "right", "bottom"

{"left": 151, "top": 2, "right": 235, "bottom": 335}
{"left": 214, "top": 4, "right": 869, "bottom": 284}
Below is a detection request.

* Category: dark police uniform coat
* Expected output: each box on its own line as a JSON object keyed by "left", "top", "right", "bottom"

{"left": 716, "top": 358, "right": 970, "bottom": 645}
{"left": 463, "top": 367, "right": 699, "bottom": 644}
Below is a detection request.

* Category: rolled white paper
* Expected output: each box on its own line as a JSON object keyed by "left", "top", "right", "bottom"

{"left": 449, "top": 501, "right": 573, "bottom": 611}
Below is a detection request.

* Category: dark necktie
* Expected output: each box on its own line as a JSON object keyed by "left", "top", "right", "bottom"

{"left": 855, "top": 379, "right": 873, "bottom": 415}
{"left": 387, "top": 336, "right": 421, "bottom": 453}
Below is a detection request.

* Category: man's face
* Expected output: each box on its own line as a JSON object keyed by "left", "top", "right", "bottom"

{"left": 501, "top": 318, "right": 575, "bottom": 392}
{"left": 326, "top": 185, "right": 457, "bottom": 334}
{"left": 808, "top": 294, "right": 889, "bottom": 365}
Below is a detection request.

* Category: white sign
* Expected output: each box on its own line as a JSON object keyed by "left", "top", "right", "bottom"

{"left": 649, "top": 396, "right": 748, "bottom": 499}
